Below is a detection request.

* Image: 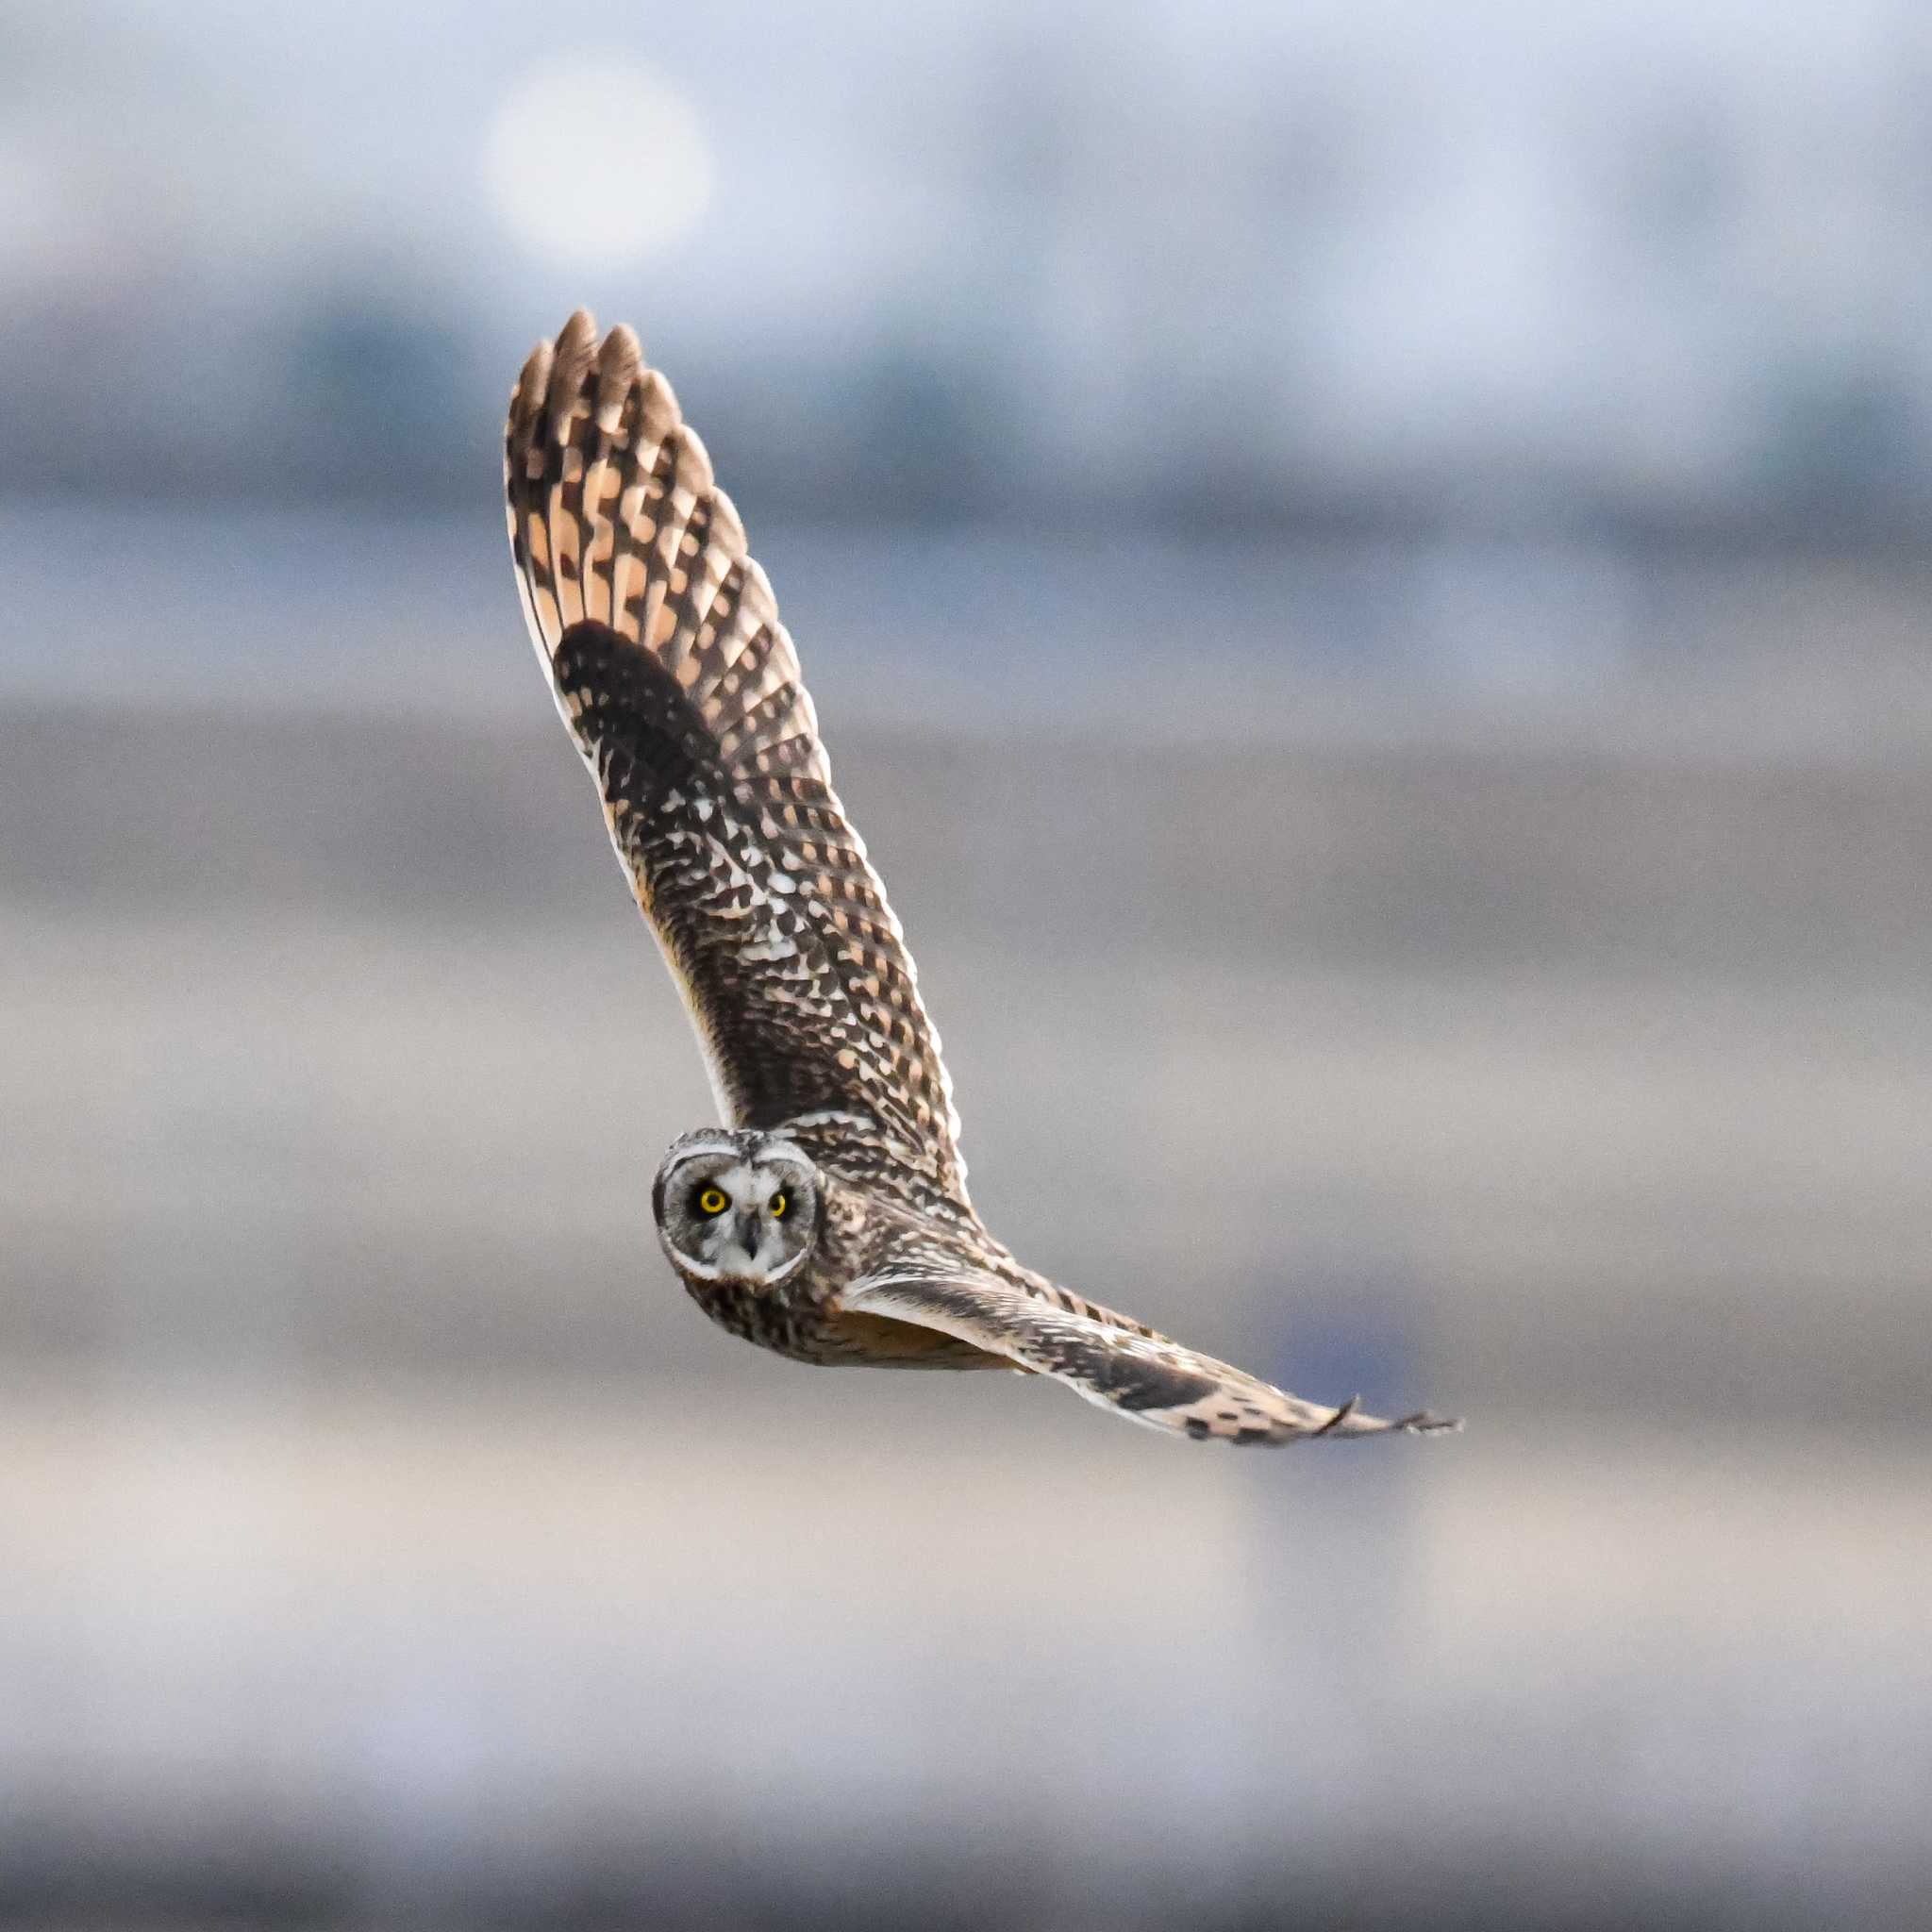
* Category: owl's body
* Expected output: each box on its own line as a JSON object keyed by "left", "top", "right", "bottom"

{"left": 505, "top": 310, "right": 1457, "bottom": 1447}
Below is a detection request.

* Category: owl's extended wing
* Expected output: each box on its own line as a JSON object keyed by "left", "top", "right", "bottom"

{"left": 506, "top": 311, "right": 968, "bottom": 1208}
{"left": 841, "top": 1270, "right": 1458, "bottom": 1444}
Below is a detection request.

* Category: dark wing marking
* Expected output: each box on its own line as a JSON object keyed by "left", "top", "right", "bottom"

{"left": 505, "top": 311, "right": 969, "bottom": 1208}
{"left": 841, "top": 1271, "right": 1459, "bottom": 1445}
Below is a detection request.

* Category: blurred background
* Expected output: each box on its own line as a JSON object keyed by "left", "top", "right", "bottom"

{"left": 3, "top": 1, "right": 1930, "bottom": 1925}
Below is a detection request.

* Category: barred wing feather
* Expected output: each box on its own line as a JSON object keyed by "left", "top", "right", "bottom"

{"left": 505, "top": 311, "right": 969, "bottom": 1209}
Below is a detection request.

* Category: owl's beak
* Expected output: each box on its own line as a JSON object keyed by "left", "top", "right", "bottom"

{"left": 736, "top": 1211, "right": 763, "bottom": 1266}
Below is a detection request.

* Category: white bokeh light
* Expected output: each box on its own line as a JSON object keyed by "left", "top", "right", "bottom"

{"left": 483, "top": 56, "right": 715, "bottom": 269}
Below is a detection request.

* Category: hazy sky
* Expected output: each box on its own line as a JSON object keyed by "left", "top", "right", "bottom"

{"left": 8, "top": 0, "right": 1932, "bottom": 517}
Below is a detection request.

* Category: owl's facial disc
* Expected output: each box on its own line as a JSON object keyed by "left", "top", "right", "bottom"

{"left": 652, "top": 1133, "right": 819, "bottom": 1287}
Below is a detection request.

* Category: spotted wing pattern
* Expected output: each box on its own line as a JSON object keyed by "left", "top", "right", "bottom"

{"left": 841, "top": 1271, "right": 1459, "bottom": 1444}
{"left": 505, "top": 311, "right": 968, "bottom": 1208}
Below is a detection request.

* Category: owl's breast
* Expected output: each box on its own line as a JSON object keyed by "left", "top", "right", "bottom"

{"left": 680, "top": 1274, "right": 832, "bottom": 1361}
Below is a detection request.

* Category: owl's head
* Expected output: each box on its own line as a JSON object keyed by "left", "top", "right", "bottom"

{"left": 651, "top": 1128, "right": 822, "bottom": 1287}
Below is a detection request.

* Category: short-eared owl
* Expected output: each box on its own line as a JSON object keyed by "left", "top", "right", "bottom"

{"left": 505, "top": 310, "right": 1456, "bottom": 1446}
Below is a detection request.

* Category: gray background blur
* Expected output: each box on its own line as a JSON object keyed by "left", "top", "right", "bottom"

{"left": 3, "top": 3, "right": 1930, "bottom": 1927}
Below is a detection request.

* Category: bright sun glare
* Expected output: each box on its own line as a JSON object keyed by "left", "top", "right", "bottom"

{"left": 483, "top": 56, "right": 715, "bottom": 270}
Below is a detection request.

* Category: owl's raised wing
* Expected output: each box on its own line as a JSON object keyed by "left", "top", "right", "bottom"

{"left": 506, "top": 312, "right": 968, "bottom": 1208}
{"left": 841, "top": 1270, "right": 1458, "bottom": 1444}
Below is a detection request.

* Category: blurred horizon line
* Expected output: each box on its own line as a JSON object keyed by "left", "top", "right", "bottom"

{"left": 7, "top": 481, "right": 1932, "bottom": 558}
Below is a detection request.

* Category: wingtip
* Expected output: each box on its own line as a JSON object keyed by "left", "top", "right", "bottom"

{"left": 509, "top": 339, "right": 555, "bottom": 452}
{"left": 598, "top": 321, "right": 642, "bottom": 380}
{"left": 1307, "top": 1399, "right": 1463, "bottom": 1441}
{"left": 546, "top": 308, "right": 598, "bottom": 426}
{"left": 593, "top": 323, "right": 641, "bottom": 433}
{"left": 675, "top": 421, "right": 717, "bottom": 494}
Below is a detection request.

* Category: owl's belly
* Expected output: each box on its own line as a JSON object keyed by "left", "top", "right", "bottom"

{"left": 681, "top": 1279, "right": 1007, "bottom": 1370}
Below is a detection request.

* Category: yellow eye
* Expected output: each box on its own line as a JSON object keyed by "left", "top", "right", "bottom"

{"left": 769, "top": 1191, "right": 788, "bottom": 1219}
{"left": 697, "top": 1186, "right": 728, "bottom": 1216}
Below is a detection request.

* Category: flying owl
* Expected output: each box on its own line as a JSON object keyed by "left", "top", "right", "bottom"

{"left": 504, "top": 310, "right": 1457, "bottom": 1446}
